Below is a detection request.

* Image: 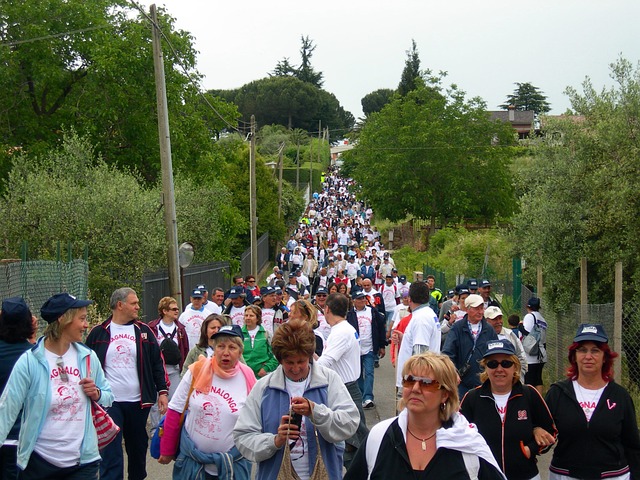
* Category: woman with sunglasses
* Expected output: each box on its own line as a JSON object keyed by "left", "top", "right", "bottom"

{"left": 460, "top": 340, "right": 556, "bottom": 480}
{"left": 544, "top": 324, "right": 640, "bottom": 480}
{"left": 345, "top": 352, "right": 505, "bottom": 479}
{"left": 0, "top": 293, "right": 114, "bottom": 479}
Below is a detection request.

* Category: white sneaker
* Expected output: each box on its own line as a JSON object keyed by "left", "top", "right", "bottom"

{"left": 363, "top": 399, "right": 375, "bottom": 409}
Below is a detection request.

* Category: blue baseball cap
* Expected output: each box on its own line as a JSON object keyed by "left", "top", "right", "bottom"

{"left": 41, "top": 293, "right": 92, "bottom": 324}
{"left": 1, "top": 297, "right": 32, "bottom": 325}
{"left": 483, "top": 340, "right": 516, "bottom": 358}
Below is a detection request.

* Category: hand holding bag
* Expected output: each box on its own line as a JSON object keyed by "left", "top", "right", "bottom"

{"left": 86, "top": 356, "right": 120, "bottom": 450}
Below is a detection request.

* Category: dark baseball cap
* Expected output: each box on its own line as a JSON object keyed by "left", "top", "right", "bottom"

{"left": 41, "top": 293, "right": 93, "bottom": 324}
{"left": 212, "top": 324, "right": 243, "bottom": 340}
{"left": 573, "top": 324, "right": 608, "bottom": 343}
{"left": 483, "top": 340, "right": 516, "bottom": 358}
{"left": 228, "top": 287, "right": 245, "bottom": 299}
{"left": 1, "top": 297, "right": 32, "bottom": 325}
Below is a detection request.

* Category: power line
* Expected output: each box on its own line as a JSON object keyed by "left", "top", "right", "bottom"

{"left": 1, "top": 25, "right": 109, "bottom": 47}
{"left": 126, "top": 0, "right": 242, "bottom": 133}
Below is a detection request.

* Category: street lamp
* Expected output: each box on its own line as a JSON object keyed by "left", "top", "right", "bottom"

{"left": 178, "top": 242, "right": 195, "bottom": 308}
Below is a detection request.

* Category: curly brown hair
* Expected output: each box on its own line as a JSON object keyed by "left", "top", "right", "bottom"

{"left": 271, "top": 319, "right": 315, "bottom": 362}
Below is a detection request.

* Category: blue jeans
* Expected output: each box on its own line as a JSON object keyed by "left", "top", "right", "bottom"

{"left": 358, "top": 351, "right": 375, "bottom": 402}
{"left": 99, "top": 402, "right": 151, "bottom": 480}
{"left": 385, "top": 311, "right": 395, "bottom": 331}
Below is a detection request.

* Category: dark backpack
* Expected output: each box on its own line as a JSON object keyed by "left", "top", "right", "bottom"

{"left": 158, "top": 326, "right": 181, "bottom": 366}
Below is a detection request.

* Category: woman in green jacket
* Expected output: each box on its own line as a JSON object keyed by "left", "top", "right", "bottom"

{"left": 241, "top": 306, "right": 278, "bottom": 377}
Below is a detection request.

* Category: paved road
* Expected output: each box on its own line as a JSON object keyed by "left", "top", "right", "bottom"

{"left": 140, "top": 356, "right": 552, "bottom": 478}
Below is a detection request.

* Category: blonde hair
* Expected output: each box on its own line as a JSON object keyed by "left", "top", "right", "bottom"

{"left": 43, "top": 308, "right": 80, "bottom": 341}
{"left": 479, "top": 354, "right": 521, "bottom": 385}
{"left": 291, "top": 299, "right": 318, "bottom": 329}
{"left": 399, "top": 352, "right": 460, "bottom": 422}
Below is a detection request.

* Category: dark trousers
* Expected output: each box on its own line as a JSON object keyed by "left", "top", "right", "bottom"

{"left": 1, "top": 445, "right": 19, "bottom": 480}
{"left": 99, "top": 401, "right": 151, "bottom": 480}
{"left": 344, "top": 381, "right": 369, "bottom": 469}
{"left": 19, "top": 451, "right": 99, "bottom": 480}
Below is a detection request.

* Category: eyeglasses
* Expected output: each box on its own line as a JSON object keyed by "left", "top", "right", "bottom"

{"left": 169, "top": 307, "right": 180, "bottom": 312}
{"left": 247, "top": 280, "right": 256, "bottom": 283}
{"left": 56, "top": 357, "right": 69, "bottom": 383}
{"left": 316, "top": 294, "right": 327, "bottom": 297}
{"left": 576, "top": 347, "right": 603, "bottom": 356}
{"left": 402, "top": 375, "right": 441, "bottom": 391}
{"left": 486, "top": 359, "right": 515, "bottom": 369}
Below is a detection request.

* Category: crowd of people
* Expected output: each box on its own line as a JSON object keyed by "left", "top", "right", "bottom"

{"left": 0, "top": 166, "right": 639, "bottom": 480}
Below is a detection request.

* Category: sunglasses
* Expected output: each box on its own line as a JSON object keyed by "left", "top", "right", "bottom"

{"left": 56, "top": 357, "right": 69, "bottom": 383}
{"left": 402, "top": 375, "right": 441, "bottom": 391}
{"left": 169, "top": 307, "right": 180, "bottom": 312}
{"left": 486, "top": 359, "right": 515, "bottom": 369}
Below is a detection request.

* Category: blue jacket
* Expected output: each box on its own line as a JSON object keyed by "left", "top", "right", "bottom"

{"left": 442, "top": 316, "right": 498, "bottom": 390}
{"left": 0, "top": 338, "right": 114, "bottom": 469}
{"left": 234, "top": 364, "right": 358, "bottom": 480}
{"left": 173, "top": 427, "right": 251, "bottom": 480}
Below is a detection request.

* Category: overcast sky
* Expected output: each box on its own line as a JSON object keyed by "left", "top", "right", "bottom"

{"left": 139, "top": 0, "right": 640, "bottom": 123}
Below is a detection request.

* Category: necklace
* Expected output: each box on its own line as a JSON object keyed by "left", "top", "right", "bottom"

{"left": 574, "top": 381, "right": 604, "bottom": 420}
{"left": 406, "top": 427, "right": 437, "bottom": 451}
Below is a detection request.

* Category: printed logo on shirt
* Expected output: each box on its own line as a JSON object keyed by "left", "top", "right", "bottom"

{"left": 109, "top": 334, "right": 136, "bottom": 368}
{"left": 517, "top": 410, "right": 528, "bottom": 420}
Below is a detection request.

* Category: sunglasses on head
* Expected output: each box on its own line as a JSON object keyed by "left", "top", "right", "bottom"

{"left": 402, "top": 375, "right": 441, "bottom": 391}
{"left": 486, "top": 359, "right": 515, "bottom": 369}
{"left": 56, "top": 357, "right": 69, "bottom": 383}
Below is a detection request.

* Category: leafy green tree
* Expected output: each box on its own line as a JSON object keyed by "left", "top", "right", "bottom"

{"left": 397, "top": 39, "right": 422, "bottom": 97}
{"left": 361, "top": 89, "right": 396, "bottom": 117}
{"left": 511, "top": 57, "right": 640, "bottom": 308}
{"left": 499, "top": 82, "right": 551, "bottom": 114}
{"left": 211, "top": 77, "right": 353, "bottom": 140}
{"left": 0, "top": 132, "right": 244, "bottom": 313}
{"left": 0, "top": 1, "right": 239, "bottom": 184}
{"left": 344, "top": 77, "right": 517, "bottom": 236}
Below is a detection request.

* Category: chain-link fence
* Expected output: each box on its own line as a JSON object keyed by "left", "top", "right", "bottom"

{"left": 0, "top": 259, "right": 89, "bottom": 334}
{"left": 529, "top": 291, "right": 640, "bottom": 422}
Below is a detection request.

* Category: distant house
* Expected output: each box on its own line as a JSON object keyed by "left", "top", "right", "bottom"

{"left": 488, "top": 108, "right": 537, "bottom": 139}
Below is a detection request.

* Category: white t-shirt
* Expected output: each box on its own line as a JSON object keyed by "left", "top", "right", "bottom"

{"left": 261, "top": 308, "right": 276, "bottom": 337}
{"left": 285, "top": 377, "right": 311, "bottom": 480}
{"left": 395, "top": 305, "right": 441, "bottom": 387}
{"left": 179, "top": 307, "right": 209, "bottom": 351}
{"left": 35, "top": 344, "right": 92, "bottom": 468}
{"left": 380, "top": 283, "right": 400, "bottom": 312}
{"left": 105, "top": 323, "right": 141, "bottom": 401}
{"left": 573, "top": 380, "right": 606, "bottom": 422}
{"left": 493, "top": 392, "right": 510, "bottom": 422}
{"left": 156, "top": 322, "right": 178, "bottom": 346}
{"left": 203, "top": 301, "right": 222, "bottom": 315}
{"left": 315, "top": 308, "right": 331, "bottom": 340}
{"left": 315, "top": 320, "right": 361, "bottom": 383}
{"left": 228, "top": 305, "right": 246, "bottom": 328}
{"left": 355, "top": 307, "right": 373, "bottom": 355}
{"left": 171, "top": 370, "right": 248, "bottom": 476}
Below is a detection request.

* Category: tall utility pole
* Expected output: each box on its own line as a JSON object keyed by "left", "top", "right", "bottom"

{"left": 277, "top": 142, "right": 285, "bottom": 218}
{"left": 151, "top": 4, "right": 181, "bottom": 305}
{"left": 249, "top": 115, "right": 258, "bottom": 275}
